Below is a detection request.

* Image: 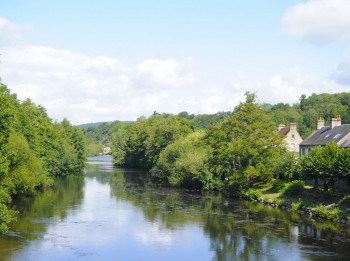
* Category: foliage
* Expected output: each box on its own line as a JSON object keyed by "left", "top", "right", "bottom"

{"left": 271, "top": 179, "right": 285, "bottom": 193}
{"left": 111, "top": 114, "right": 194, "bottom": 169}
{"left": 266, "top": 92, "right": 350, "bottom": 138}
{"left": 82, "top": 121, "right": 129, "bottom": 156}
{"left": 0, "top": 188, "right": 18, "bottom": 234}
{"left": 277, "top": 199, "right": 288, "bottom": 208}
{"left": 247, "top": 189, "right": 262, "bottom": 200}
{"left": 87, "top": 142, "right": 105, "bottom": 157}
{"left": 223, "top": 174, "right": 249, "bottom": 197}
{"left": 283, "top": 180, "right": 305, "bottom": 196}
{"left": 298, "top": 142, "right": 344, "bottom": 190}
{"left": 191, "top": 111, "right": 232, "bottom": 129}
{"left": 268, "top": 148, "right": 296, "bottom": 181}
{"left": 290, "top": 198, "right": 310, "bottom": 211}
{"left": 313, "top": 205, "right": 345, "bottom": 220}
{"left": 151, "top": 131, "right": 215, "bottom": 189}
{"left": 0, "top": 81, "right": 87, "bottom": 234}
{"left": 333, "top": 148, "right": 350, "bottom": 181}
{"left": 205, "top": 92, "right": 282, "bottom": 187}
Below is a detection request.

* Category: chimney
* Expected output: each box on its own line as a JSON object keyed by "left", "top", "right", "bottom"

{"left": 337, "top": 114, "right": 342, "bottom": 126}
{"left": 330, "top": 117, "right": 338, "bottom": 129}
{"left": 278, "top": 124, "right": 286, "bottom": 131}
{"left": 317, "top": 117, "right": 324, "bottom": 129}
{"left": 289, "top": 123, "right": 297, "bottom": 132}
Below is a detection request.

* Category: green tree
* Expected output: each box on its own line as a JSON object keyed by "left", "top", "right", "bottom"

{"left": 152, "top": 131, "right": 215, "bottom": 190}
{"left": 205, "top": 92, "right": 282, "bottom": 189}
{"left": 298, "top": 142, "right": 342, "bottom": 190}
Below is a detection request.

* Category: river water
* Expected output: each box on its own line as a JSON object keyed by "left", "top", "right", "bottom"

{"left": 1, "top": 156, "right": 350, "bottom": 260}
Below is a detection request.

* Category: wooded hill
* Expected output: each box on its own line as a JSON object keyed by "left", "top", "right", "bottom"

{"left": 82, "top": 92, "right": 350, "bottom": 157}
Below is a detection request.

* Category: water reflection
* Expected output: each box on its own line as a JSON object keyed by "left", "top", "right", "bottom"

{"left": 0, "top": 156, "right": 350, "bottom": 261}
{"left": 0, "top": 175, "right": 85, "bottom": 260}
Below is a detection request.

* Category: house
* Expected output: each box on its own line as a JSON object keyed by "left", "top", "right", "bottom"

{"left": 278, "top": 123, "right": 303, "bottom": 153}
{"left": 299, "top": 115, "right": 350, "bottom": 156}
{"left": 103, "top": 147, "right": 111, "bottom": 155}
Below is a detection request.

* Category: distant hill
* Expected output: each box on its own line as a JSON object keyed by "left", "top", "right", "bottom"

{"left": 78, "top": 121, "right": 132, "bottom": 129}
{"left": 78, "top": 122, "right": 111, "bottom": 128}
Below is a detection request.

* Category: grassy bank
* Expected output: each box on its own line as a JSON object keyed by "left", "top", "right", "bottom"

{"left": 243, "top": 181, "right": 350, "bottom": 225}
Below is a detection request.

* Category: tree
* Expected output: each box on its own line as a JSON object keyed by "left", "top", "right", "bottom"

{"left": 151, "top": 131, "right": 215, "bottom": 190}
{"left": 205, "top": 92, "right": 282, "bottom": 188}
{"left": 298, "top": 142, "right": 342, "bottom": 190}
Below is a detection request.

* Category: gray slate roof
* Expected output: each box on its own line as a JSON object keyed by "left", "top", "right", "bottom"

{"left": 300, "top": 124, "right": 350, "bottom": 147}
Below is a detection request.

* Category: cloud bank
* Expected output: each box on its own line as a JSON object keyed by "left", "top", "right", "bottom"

{"left": 281, "top": 0, "right": 350, "bottom": 44}
{"left": 0, "top": 44, "right": 347, "bottom": 124}
{"left": 0, "top": 45, "right": 235, "bottom": 124}
{"left": 282, "top": 0, "right": 350, "bottom": 87}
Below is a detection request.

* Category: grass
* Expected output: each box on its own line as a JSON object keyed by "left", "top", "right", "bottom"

{"left": 248, "top": 181, "right": 350, "bottom": 222}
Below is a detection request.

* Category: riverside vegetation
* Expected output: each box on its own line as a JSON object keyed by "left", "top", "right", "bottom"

{"left": 0, "top": 82, "right": 87, "bottom": 234}
{"left": 103, "top": 92, "right": 350, "bottom": 223}
{"left": 1, "top": 80, "right": 350, "bottom": 234}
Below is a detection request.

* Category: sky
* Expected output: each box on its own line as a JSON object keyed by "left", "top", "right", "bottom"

{"left": 0, "top": 0, "right": 349, "bottom": 125}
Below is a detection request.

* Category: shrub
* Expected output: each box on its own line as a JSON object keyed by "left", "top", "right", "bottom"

{"left": 223, "top": 175, "right": 249, "bottom": 197}
{"left": 277, "top": 199, "right": 288, "bottom": 208}
{"left": 313, "top": 205, "right": 344, "bottom": 220}
{"left": 247, "top": 189, "right": 262, "bottom": 201}
{"left": 283, "top": 180, "right": 305, "bottom": 196}
{"left": 271, "top": 179, "right": 285, "bottom": 193}
{"left": 291, "top": 198, "right": 307, "bottom": 211}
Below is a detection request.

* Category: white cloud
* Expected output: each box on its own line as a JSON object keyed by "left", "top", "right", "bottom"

{"left": 1, "top": 44, "right": 345, "bottom": 125}
{"left": 282, "top": 0, "right": 350, "bottom": 43}
{"left": 0, "top": 17, "right": 33, "bottom": 41}
{"left": 331, "top": 45, "right": 350, "bottom": 85}
{"left": 266, "top": 66, "right": 348, "bottom": 104}
{"left": 0, "top": 45, "right": 227, "bottom": 124}
{"left": 137, "top": 58, "right": 196, "bottom": 88}
{"left": 225, "top": 67, "right": 348, "bottom": 106}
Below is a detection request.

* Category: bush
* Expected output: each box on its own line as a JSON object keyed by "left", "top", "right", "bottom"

{"left": 283, "top": 180, "right": 305, "bottom": 196}
{"left": 247, "top": 189, "right": 262, "bottom": 200}
{"left": 271, "top": 179, "right": 285, "bottom": 193}
{"left": 223, "top": 177, "right": 249, "bottom": 197}
{"left": 291, "top": 198, "right": 310, "bottom": 211}
{"left": 313, "top": 205, "right": 345, "bottom": 220}
{"left": 277, "top": 199, "right": 288, "bottom": 208}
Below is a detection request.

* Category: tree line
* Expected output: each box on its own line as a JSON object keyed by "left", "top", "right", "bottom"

{"left": 109, "top": 92, "right": 350, "bottom": 196}
{"left": 266, "top": 92, "right": 350, "bottom": 138}
{"left": 0, "top": 82, "right": 86, "bottom": 234}
{"left": 84, "top": 92, "right": 350, "bottom": 155}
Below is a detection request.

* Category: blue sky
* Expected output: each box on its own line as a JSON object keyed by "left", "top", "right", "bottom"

{"left": 1, "top": 0, "right": 349, "bottom": 124}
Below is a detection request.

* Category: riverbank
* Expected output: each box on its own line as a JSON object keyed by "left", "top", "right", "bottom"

{"left": 242, "top": 183, "right": 350, "bottom": 225}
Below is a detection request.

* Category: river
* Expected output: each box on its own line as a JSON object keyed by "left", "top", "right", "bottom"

{"left": 1, "top": 156, "right": 350, "bottom": 260}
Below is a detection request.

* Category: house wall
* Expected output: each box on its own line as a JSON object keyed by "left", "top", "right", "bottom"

{"left": 284, "top": 128, "right": 303, "bottom": 153}
{"left": 299, "top": 145, "right": 312, "bottom": 156}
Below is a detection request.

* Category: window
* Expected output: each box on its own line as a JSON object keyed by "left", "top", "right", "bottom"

{"left": 333, "top": 133, "right": 343, "bottom": 139}
{"left": 325, "top": 134, "right": 331, "bottom": 138}
{"left": 291, "top": 134, "right": 295, "bottom": 139}
{"left": 290, "top": 142, "right": 296, "bottom": 148}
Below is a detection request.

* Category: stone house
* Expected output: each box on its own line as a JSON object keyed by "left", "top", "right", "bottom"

{"left": 299, "top": 115, "right": 350, "bottom": 156}
{"left": 278, "top": 123, "right": 303, "bottom": 153}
